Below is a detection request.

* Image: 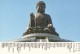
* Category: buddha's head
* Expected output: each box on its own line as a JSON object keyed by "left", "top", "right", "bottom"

{"left": 36, "top": 1, "right": 46, "bottom": 13}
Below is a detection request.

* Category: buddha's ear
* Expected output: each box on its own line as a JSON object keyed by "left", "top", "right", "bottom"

{"left": 36, "top": 6, "right": 37, "bottom": 9}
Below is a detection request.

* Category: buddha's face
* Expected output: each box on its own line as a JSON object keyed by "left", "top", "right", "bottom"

{"left": 36, "top": 3, "right": 45, "bottom": 13}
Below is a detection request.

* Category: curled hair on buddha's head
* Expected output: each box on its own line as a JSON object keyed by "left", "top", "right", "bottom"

{"left": 36, "top": 1, "right": 46, "bottom": 8}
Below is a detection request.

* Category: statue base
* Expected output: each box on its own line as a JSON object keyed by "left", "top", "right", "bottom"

{"left": 14, "top": 33, "right": 72, "bottom": 42}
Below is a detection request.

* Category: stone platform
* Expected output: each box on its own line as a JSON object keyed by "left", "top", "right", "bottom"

{"left": 14, "top": 33, "right": 72, "bottom": 42}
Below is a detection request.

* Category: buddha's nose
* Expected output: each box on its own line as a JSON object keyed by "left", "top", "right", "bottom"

{"left": 39, "top": 7, "right": 42, "bottom": 9}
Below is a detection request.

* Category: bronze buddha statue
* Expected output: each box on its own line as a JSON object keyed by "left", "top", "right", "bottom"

{"left": 23, "top": 1, "right": 59, "bottom": 36}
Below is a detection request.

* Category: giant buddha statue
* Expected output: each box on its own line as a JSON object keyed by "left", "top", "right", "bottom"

{"left": 23, "top": 1, "right": 59, "bottom": 36}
